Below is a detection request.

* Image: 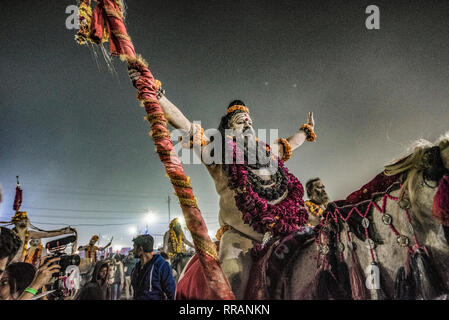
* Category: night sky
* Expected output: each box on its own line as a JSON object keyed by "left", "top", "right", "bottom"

{"left": 1, "top": 0, "right": 448, "bottom": 251}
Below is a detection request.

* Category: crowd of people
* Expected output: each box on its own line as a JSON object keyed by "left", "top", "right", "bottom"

{"left": 0, "top": 226, "right": 179, "bottom": 300}
{"left": 0, "top": 173, "right": 329, "bottom": 301}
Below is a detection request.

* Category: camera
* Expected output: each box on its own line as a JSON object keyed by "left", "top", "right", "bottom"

{"left": 44, "top": 235, "right": 80, "bottom": 276}
{"left": 44, "top": 235, "right": 81, "bottom": 299}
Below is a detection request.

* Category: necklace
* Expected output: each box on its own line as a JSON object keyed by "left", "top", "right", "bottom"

{"left": 224, "top": 139, "right": 308, "bottom": 236}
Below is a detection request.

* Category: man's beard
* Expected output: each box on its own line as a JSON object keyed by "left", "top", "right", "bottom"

{"left": 313, "top": 192, "right": 329, "bottom": 205}
{"left": 244, "top": 138, "right": 275, "bottom": 170}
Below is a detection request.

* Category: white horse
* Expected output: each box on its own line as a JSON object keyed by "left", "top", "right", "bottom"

{"left": 286, "top": 133, "right": 449, "bottom": 300}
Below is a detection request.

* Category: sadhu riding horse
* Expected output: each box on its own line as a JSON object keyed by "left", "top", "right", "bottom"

{"left": 72, "top": 0, "right": 449, "bottom": 299}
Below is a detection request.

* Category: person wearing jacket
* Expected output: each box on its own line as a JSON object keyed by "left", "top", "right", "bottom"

{"left": 109, "top": 254, "right": 124, "bottom": 300}
{"left": 123, "top": 251, "right": 138, "bottom": 300}
{"left": 131, "top": 234, "right": 176, "bottom": 300}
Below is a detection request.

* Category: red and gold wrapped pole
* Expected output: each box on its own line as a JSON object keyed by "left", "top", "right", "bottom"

{"left": 75, "top": 0, "right": 234, "bottom": 299}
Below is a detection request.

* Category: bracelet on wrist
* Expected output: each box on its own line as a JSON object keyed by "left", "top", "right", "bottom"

{"left": 180, "top": 124, "right": 207, "bottom": 149}
{"left": 24, "top": 287, "right": 38, "bottom": 295}
{"left": 155, "top": 79, "right": 165, "bottom": 99}
{"left": 299, "top": 123, "right": 316, "bottom": 142}
{"left": 276, "top": 138, "right": 292, "bottom": 162}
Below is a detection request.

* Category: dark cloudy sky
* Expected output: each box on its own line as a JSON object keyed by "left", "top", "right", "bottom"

{"left": 1, "top": 0, "right": 448, "bottom": 250}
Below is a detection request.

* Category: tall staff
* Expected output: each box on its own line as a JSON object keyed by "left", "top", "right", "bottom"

{"left": 74, "top": 0, "right": 234, "bottom": 299}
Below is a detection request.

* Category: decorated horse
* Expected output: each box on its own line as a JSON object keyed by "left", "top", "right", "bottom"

{"left": 247, "top": 134, "right": 449, "bottom": 300}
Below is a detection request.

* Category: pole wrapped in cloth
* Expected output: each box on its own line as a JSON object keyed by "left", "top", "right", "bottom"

{"left": 13, "top": 177, "right": 22, "bottom": 212}
{"left": 75, "top": 0, "right": 234, "bottom": 299}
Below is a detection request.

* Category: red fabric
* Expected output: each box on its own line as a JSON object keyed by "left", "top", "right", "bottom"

{"left": 433, "top": 175, "right": 449, "bottom": 226}
{"left": 90, "top": 0, "right": 136, "bottom": 57}
{"left": 243, "top": 241, "right": 278, "bottom": 299}
{"left": 13, "top": 185, "right": 22, "bottom": 212}
{"left": 345, "top": 172, "right": 401, "bottom": 205}
{"left": 176, "top": 254, "right": 211, "bottom": 300}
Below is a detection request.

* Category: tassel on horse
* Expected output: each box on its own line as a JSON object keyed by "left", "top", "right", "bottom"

{"left": 348, "top": 248, "right": 369, "bottom": 300}
{"left": 394, "top": 249, "right": 415, "bottom": 299}
{"left": 411, "top": 248, "right": 448, "bottom": 299}
{"left": 313, "top": 265, "right": 342, "bottom": 300}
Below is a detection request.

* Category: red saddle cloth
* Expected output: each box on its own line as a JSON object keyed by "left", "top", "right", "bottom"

{"left": 176, "top": 254, "right": 212, "bottom": 300}
{"left": 344, "top": 172, "right": 401, "bottom": 205}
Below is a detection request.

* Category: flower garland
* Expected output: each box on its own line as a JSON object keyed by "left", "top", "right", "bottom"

{"left": 300, "top": 124, "right": 316, "bottom": 142}
{"left": 225, "top": 139, "right": 308, "bottom": 237}
{"left": 24, "top": 244, "right": 43, "bottom": 266}
{"left": 13, "top": 229, "right": 30, "bottom": 261}
{"left": 305, "top": 200, "right": 324, "bottom": 217}
{"left": 276, "top": 138, "right": 292, "bottom": 162}
{"left": 168, "top": 228, "right": 185, "bottom": 258}
{"left": 86, "top": 245, "right": 98, "bottom": 261}
{"left": 227, "top": 105, "right": 250, "bottom": 115}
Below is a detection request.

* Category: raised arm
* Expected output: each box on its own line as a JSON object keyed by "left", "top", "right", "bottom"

{"left": 183, "top": 236, "right": 194, "bottom": 248}
{"left": 28, "top": 227, "right": 75, "bottom": 240}
{"left": 98, "top": 237, "right": 113, "bottom": 251}
{"left": 78, "top": 245, "right": 88, "bottom": 251}
{"left": 129, "top": 69, "right": 192, "bottom": 133}
{"left": 271, "top": 112, "right": 316, "bottom": 160}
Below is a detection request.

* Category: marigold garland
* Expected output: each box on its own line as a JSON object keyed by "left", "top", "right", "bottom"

{"left": 305, "top": 200, "right": 324, "bottom": 217}
{"left": 215, "top": 225, "right": 232, "bottom": 241}
{"left": 225, "top": 139, "right": 308, "bottom": 237}
{"left": 276, "top": 138, "right": 292, "bottom": 162}
{"left": 300, "top": 123, "right": 317, "bottom": 142}
{"left": 168, "top": 221, "right": 185, "bottom": 258}
{"left": 20, "top": 230, "right": 30, "bottom": 261}
{"left": 180, "top": 124, "right": 207, "bottom": 149}
{"left": 226, "top": 105, "right": 250, "bottom": 115}
{"left": 24, "top": 244, "right": 43, "bottom": 266}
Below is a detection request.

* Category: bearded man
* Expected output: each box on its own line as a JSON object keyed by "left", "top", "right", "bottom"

{"left": 129, "top": 70, "right": 316, "bottom": 298}
{"left": 304, "top": 178, "right": 330, "bottom": 227}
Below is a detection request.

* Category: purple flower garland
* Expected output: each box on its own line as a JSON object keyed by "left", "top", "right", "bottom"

{"left": 224, "top": 139, "right": 309, "bottom": 238}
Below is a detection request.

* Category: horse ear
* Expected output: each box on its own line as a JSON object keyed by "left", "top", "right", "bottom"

{"left": 440, "top": 146, "right": 449, "bottom": 171}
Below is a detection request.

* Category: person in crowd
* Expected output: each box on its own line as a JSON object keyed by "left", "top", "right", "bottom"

{"left": 77, "top": 260, "right": 111, "bottom": 300}
{"left": 109, "top": 254, "right": 124, "bottom": 300}
{"left": 17, "top": 256, "right": 62, "bottom": 300}
{"left": 0, "top": 262, "right": 36, "bottom": 300}
{"left": 304, "top": 178, "right": 330, "bottom": 227}
{"left": 123, "top": 250, "right": 138, "bottom": 300}
{"left": 0, "top": 227, "right": 22, "bottom": 277}
{"left": 5, "top": 211, "right": 74, "bottom": 264}
{"left": 78, "top": 235, "right": 113, "bottom": 263}
{"left": 131, "top": 234, "right": 176, "bottom": 300}
{"left": 24, "top": 238, "right": 44, "bottom": 268}
{"left": 162, "top": 218, "right": 194, "bottom": 262}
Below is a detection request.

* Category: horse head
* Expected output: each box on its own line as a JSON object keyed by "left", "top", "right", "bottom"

{"left": 383, "top": 134, "right": 449, "bottom": 236}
